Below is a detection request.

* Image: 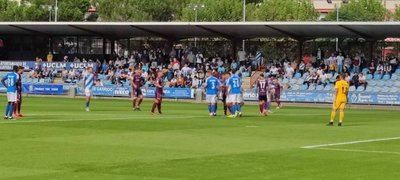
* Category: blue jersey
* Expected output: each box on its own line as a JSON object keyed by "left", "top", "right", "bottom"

{"left": 84, "top": 73, "right": 94, "bottom": 90}
{"left": 227, "top": 74, "right": 242, "bottom": 94}
{"left": 205, "top": 76, "right": 220, "bottom": 95}
{"left": 2, "top": 72, "right": 18, "bottom": 93}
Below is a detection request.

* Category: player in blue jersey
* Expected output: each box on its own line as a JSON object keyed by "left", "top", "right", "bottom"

{"left": 204, "top": 71, "right": 221, "bottom": 116}
{"left": 83, "top": 67, "right": 95, "bottom": 112}
{"left": 1, "top": 66, "right": 21, "bottom": 119}
{"left": 226, "top": 70, "right": 243, "bottom": 118}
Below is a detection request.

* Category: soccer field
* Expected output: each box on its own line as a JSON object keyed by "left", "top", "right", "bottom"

{"left": 1, "top": 97, "right": 400, "bottom": 179}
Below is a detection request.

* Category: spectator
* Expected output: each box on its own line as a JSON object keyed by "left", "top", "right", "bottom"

{"left": 368, "top": 61, "right": 375, "bottom": 74}
{"left": 383, "top": 62, "right": 392, "bottom": 77}
{"left": 358, "top": 73, "right": 368, "bottom": 89}
{"left": 376, "top": 63, "right": 384, "bottom": 74}
{"left": 353, "top": 55, "right": 361, "bottom": 73}
{"left": 337, "top": 53, "right": 344, "bottom": 74}
{"left": 298, "top": 61, "right": 306, "bottom": 76}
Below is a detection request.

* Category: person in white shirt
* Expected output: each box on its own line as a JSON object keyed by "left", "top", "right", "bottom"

{"left": 238, "top": 50, "right": 246, "bottom": 66}
{"left": 285, "top": 65, "right": 294, "bottom": 78}
{"left": 336, "top": 53, "right": 344, "bottom": 74}
{"left": 181, "top": 64, "right": 192, "bottom": 77}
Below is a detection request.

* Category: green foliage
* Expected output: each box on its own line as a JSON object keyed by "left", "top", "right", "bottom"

{"left": 324, "top": 0, "right": 388, "bottom": 21}
{"left": 393, "top": 6, "right": 400, "bottom": 21}
{"left": 181, "top": 0, "right": 243, "bottom": 21}
{"left": 248, "top": 0, "right": 318, "bottom": 21}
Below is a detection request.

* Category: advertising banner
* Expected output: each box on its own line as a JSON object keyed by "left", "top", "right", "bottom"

{"left": 142, "top": 87, "right": 194, "bottom": 99}
{"left": 243, "top": 89, "right": 400, "bottom": 105}
{"left": 22, "top": 83, "right": 64, "bottom": 95}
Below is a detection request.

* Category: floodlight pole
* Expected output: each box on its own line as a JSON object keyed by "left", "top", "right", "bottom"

{"left": 242, "top": 0, "right": 246, "bottom": 52}
{"left": 190, "top": 4, "right": 204, "bottom": 48}
{"left": 336, "top": 3, "right": 339, "bottom": 52}
{"left": 55, "top": 0, "right": 58, "bottom": 22}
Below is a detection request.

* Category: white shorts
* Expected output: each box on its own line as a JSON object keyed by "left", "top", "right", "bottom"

{"left": 85, "top": 88, "right": 92, "bottom": 97}
{"left": 7, "top": 92, "right": 17, "bottom": 102}
{"left": 227, "top": 94, "right": 241, "bottom": 103}
{"left": 206, "top": 94, "right": 218, "bottom": 104}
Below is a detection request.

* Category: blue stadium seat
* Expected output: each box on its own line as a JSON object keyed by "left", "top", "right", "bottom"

{"left": 291, "top": 85, "right": 300, "bottom": 90}
{"left": 362, "top": 68, "right": 369, "bottom": 74}
{"left": 372, "top": 87, "right": 380, "bottom": 92}
{"left": 324, "top": 85, "right": 333, "bottom": 91}
{"left": 308, "top": 85, "right": 316, "bottom": 91}
{"left": 374, "top": 74, "right": 382, "bottom": 80}
{"left": 384, "top": 81, "right": 393, "bottom": 87}
{"left": 382, "top": 74, "right": 391, "bottom": 81}
{"left": 395, "top": 81, "right": 400, "bottom": 87}
{"left": 294, "top": 73, "right": 301, "bottom": 79}
{"left": 381, "top": 87, "right": 389, "bottom": 93}
{"left": 390, "top": 87, "right": 399, "bottom": 93}
{"left": 377, "top": 81, "right": 385, "bottom": 87}
{"left": 366, "top": 74, "right": 373, "bottom": 80}
{"left": 282, "top": 78, "right": 289, "bottom": 84}
{"left": 357, "top": 86, "right": 365, "bottom": 91}
{"left": 316, "top": 85, "right": 324, "bottom": 91}
{"left": 300, "top": 84, "right": 308, "bottom": 91}
{"left": 368, "top": 80, "right": 377, "bottom": 86}
{"left": 297, "top": 78, "right": 304, "bottom": 84}
{"left": 349, "top": 86, "right": 356, "bottom": 92}
{"left": 365, "top": 86, "right": 373, "bottom": 92}
{"left": 395, "top": 68, "right": 400, "bottom": 74}
{"left": 290, "top": 79, "right": 297, "bottom": 84}
{"left": 391, "top": 74, "right": 398, "bottom": 80}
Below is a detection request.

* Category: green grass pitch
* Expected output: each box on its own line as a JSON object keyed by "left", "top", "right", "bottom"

{"left": 1, "top": 96, "right": 400, "bottom": 179}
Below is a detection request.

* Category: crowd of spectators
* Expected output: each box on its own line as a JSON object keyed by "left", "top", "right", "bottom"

{"left": 263, "top": 51, "right": 398, "bottom": 90}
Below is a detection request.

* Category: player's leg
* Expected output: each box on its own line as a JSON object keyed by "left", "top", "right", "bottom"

{"left": 157, "top": 98, "right": 162, "bottom": 114}
{"left": 137, "top": 94, "right": 144, "bottom": 110}
{"left": 151, "top": 99, "right": 158, "bottom": 114}
{"left": 212, "top": 95, "right": 217, "bottom": 116}
{"left": 222, "top": 95, "right": 228, "bottom": 115}
{"left": 5, "top": 102, "right": 11, "bottom": 119}
{"left": 18, "top": 94, "right": 22, "bottom": 116}
{"left": 338, "top": 102, "right": 346, "bottom": 126}
{"left": 85, "top": 89, "right": 91, "bottom": 111}
{"left": 132, "top": 90, "right": 137, "bottom": 110}
{"left": 259, "top": 100, "right": 264, "bottom": 115}
{"left": 275, "top": 93, "right": 282, "bottom": 109}
{"left": 206, "top": 95, "right": 212, "bottom": 115}
{"left": 329, "top": 102, "right": 339, "bottom": 126}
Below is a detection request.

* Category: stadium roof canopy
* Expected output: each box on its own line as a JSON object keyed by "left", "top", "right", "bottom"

{"left": 1, "top": 22, "right": 399, "bottom": 40}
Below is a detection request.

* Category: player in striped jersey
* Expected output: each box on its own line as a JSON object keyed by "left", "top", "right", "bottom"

{"left": 83, "top": 67, "right": 95, "bottom": 112}
{"left": 255, "top": 73, "right": 269, "bottom": 116}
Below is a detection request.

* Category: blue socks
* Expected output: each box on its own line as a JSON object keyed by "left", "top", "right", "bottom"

{"left": 5, "top": 103, "right": 10, "bottom": 117}
{"left": 208, "top": 105, "right": 218, "bottom": 114}
{"left": 5, "top": 103, "right": 13, "bottom": 117}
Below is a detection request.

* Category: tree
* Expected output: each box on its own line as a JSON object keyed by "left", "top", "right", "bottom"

{"left": 248, "top": 0, "right": 318, "bottom": 21}
{"left": 181, "top": 0, "right": 243, "bottom": 21}
{"left": 324, "top": 0, "right": 388, "bottom": 21}
{"left": 393, "top": 6, "right": 400, "bottom": 21}
{"left": 95, "top": 0, "right": 150, "bottom": 21}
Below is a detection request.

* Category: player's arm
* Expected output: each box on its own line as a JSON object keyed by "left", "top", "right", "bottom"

{"left": 1, "top": 76, "right": 7, "bottom": 87}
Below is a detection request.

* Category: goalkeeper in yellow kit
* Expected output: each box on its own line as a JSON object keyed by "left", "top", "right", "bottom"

{"left": 328, "top": 74, "right": 349, "bottom": 126}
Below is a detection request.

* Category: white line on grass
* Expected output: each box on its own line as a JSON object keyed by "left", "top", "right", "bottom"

{"left": 302, "top": 136, "right": 400, "bottom": 149}
{"left": 311, "top": 147, "right": 400, "bottom": 155}
{"left": 0, "top": 115, "right": 206, "bottom": 124}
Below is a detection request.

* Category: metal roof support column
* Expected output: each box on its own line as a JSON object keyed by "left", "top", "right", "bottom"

{"left": 298, "top": 40, "right": 304, "bottom": 63}
{"left": 368, "top": 40, "right": 376, "bottom": 64}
